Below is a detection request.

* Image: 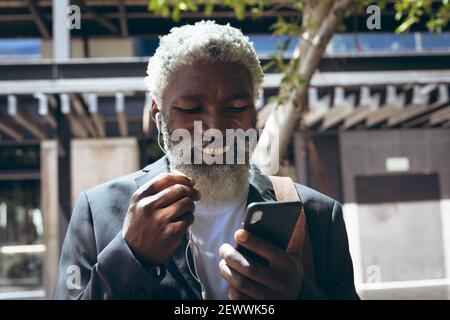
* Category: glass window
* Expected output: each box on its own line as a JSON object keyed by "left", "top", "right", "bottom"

{"left": 421, "top": 32, "right": 450, "bottom": 52}
{"left": 0, "top": 145, "right": 42, "bottom": 298}
{"left": 327, "top": 32, "right": 449, "bottom": 55}
{"left": 0, "top": 180, "right": 43, "bottom": 295}
{"left": 248, "top": 35, "right": 298, "bottom": 56}
{"left": 327, "top": 33, "right": 416, "bottom": 54}
{"left": 0, "top": 39, "right": 41, "bottom": 59}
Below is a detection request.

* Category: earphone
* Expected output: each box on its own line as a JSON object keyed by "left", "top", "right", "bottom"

{"left": 153, "top": 111, "right": 167, "bottom": 155}
{"left": 154, "top": 109, "right": 205, "bottom": 299}
{"left": 155, "top": 112, "right": 162, "bottom": 131}
{"left": 186, "top": 226, "right": 207, "bottom": 300}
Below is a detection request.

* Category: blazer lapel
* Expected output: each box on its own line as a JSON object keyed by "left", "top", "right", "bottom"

{"left": 248, "top": 164, "right": 277, "bottom": 203}
{"left": 134, "top": 156, "right": 170, "bottom": 188}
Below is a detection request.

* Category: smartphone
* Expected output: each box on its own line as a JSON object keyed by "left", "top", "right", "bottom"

{"left": 236, "top": 201, "right": 303, "bottom": 265}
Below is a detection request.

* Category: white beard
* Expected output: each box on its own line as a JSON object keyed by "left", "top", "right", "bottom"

{"left": 160, "top": 116, "right": 249, "bottom": 206}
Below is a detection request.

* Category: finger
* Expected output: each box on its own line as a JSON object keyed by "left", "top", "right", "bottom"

{"left": 219, "top": 244, "right": 284, "bottom": 292}
{"left": 219, "top": 259, "right": 272, "bottom": 300}
{"left": 163, "top": 212, "right": 195, "bottom": 238}
{"left": 234, "top": 229, "right": 291, "bottom": 271}
{"left": 132, "top": 172, "right": 195, "bottom": 202}
{"left": 153, "top": 183, "right": 201, "bottom": 208}
{"left": 161, "top": 196, "right": 196, "bottom": 222}
{"left": 228, "top": 286, "right": 253, "bottom": 300}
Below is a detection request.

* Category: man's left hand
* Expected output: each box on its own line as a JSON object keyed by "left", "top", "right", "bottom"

{"left": 219, "top": 229, "right": 304, "bottom": 300}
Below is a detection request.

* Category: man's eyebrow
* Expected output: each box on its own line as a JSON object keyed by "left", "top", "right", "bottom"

{"left": 226, "top": 92, "right": 253, "bottom": 101}
{"left": 174, "top": 94, "right": 204, "bottom": 102}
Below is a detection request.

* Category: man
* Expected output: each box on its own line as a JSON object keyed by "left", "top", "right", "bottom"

{"left": 54, "top": 21, "right": 358, "bottom": 300}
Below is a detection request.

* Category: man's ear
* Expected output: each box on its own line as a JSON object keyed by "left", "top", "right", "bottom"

{"left": 150, "top": 99, "right": 159, "bottom": 123}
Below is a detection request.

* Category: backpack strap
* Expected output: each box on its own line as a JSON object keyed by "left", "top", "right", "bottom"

{"left": 268, "top": 176, "right": 316, "bottom": 284}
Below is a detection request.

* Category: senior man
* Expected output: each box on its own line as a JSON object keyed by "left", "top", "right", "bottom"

{"left": 53, "top": 21, "right": 358, "bottom": 300}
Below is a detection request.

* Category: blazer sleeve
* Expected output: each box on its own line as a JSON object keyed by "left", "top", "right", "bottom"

{"left": 299, "top": 201, "right": 359, "bottom": 300}
{"left": 53, "top": 192, "right": 166, "bottom": 300}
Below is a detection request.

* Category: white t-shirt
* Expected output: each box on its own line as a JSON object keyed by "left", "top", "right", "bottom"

{"left": 188, "top": 189, "right": 249, "bottom": 300}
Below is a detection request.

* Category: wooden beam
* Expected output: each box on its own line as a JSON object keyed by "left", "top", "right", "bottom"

{"left": 429, "top": 106, "right": 450, "bottom": 126}
{"left": 304, "top": 87, "right": 330, "bottom": 127}
{"left": 366, "top": 86, "right": 405, "bottom": 128}
{"left": 34, "top": 93, "right": 57, "bottom": 129}
{"left": 60, "top": 94, "right": 89, "bottom": 138}
{"left": 69, "top": 93, "right": 98, "bottom": 137}
{"left": 2, "top": 70, "right": 450, "bottom": 95}
{"left": 25, "top": 0, "right": 50, "bottom": 38}
{"left": 7, "top": 95, "right": 47, "bottom": 140}
{"left": 117, "top": 0, "right": 128, "bottom": 37}
{"left": 73, "top": 0, "right": 118, "bottom": 34}
{"left": 116, "top": 92, "right": 128, "bottom": 136}
{"left": 403, "top": 103, "right": 450, "bottom": 128}
{"left": 321, "top": 87, "right": 355, "bottom": 131}
{"left": 401, "top": 84, "right": 450, "bottom": 128}
{"left": 0, "top": 120, "right": 23, "bottom": 141}
{"left": 387, "top": 84, "right": 437, "bottom": 127}
{"left": 48, "top": 94, "right": 58, "bottom": 109}
{"left": 343, "top": 86, "right": 380, "bottom": 129}
{"left": 87, "top": 93, "right": 106, "bottom": 137}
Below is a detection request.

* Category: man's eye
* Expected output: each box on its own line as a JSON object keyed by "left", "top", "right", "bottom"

{"left": 174, "top": 107, "right": 203, "bottom": 114}
{"left": 228, "top": 106, "right": 249, "bottom": 113}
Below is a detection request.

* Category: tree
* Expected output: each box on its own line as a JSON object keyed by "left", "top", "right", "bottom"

{"left": 147, "top": 0, "right": 449, "bottom": 174}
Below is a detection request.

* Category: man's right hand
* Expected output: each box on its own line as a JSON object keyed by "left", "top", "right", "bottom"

{"left": 122, "top": 172, "right": 200, "bottom": 267}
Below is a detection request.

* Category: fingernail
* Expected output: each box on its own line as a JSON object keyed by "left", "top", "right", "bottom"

{"left": 236, "top": 230, "right": 248, "bottom": 242}
{"left": 219, "top": 244, "right": 226, "bottom": 256}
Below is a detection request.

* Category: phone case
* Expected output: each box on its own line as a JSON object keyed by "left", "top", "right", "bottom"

{"left": 236, "top": 201, "right": 303, "bottom": 265}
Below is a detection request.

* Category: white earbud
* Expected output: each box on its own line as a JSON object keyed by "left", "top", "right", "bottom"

{"left": 154, "top": 112, "right": 167, "bottom": 155}
{"left": 155, "top": 112, "right": 161, "bottom": 131}
{"left": 186, "top": 227, "right": 207, "bottom": 300}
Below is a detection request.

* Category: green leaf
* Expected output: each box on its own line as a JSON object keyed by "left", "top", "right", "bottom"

{"left": 148, "top": 0, "right": 159, "bottom": 11}
{"left": 204, "top": 2, "right": 214, "bottom": 16}
{"left": 172, "top": 6, "right": 181, "bottom": 21}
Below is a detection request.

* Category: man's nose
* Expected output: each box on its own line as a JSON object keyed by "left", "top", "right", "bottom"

{"left": 201, "top": 111, "right": 227, "bottom": 133}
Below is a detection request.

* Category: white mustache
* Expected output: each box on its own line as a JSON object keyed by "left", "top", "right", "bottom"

{"left": 195, "top": 144, "right": 231, "bottom": 156}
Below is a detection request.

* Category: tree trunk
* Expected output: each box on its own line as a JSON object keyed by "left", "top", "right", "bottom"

{"left": 252, "top": 0, "right": 353, "bottom": 175}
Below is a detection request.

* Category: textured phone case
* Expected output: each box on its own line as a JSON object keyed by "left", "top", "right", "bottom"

{"left": 237, "top": 201, "right": 302, "bottom": 265}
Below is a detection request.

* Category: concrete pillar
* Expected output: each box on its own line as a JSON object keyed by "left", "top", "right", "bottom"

{"left": 40, "top": 140, "right": 59, "bottom": 298}
{"left": 53, "top": 0, "right": 70, "bottom": 61}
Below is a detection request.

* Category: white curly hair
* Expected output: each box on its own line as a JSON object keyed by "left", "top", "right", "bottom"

{"left": 145, "top": 20, "right": 264, "bottom": 106}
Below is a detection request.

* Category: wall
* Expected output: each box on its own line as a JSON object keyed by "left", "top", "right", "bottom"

{"left": 339, "top": 128, "right": 450, "bottom": 296}
{"left": 71, "top": 138, "right": 139, "bottom": 207}
{"left": 41, "top": 38, "right": 134, "bottom": 59}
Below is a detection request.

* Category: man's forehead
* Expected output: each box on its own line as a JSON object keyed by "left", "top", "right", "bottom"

{"left": 163, "top": 61, "right": 254, "bottom": 102}
{"left": 174, "top": 91, "right": 253, "bottom": 103}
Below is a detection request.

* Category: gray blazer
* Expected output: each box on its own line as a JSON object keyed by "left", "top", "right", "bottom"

{"left": 53, "top": 156, "right": 359, "bottom": 300}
